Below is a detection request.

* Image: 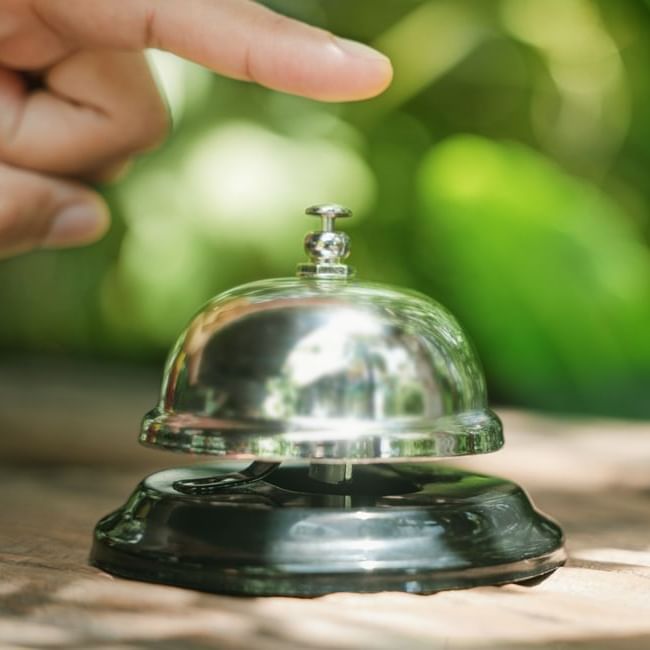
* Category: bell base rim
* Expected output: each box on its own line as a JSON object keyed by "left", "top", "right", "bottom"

{"left": 90, "top": 544, "right": 565, "bottom": 597}
{"left": 90, "top": 464, "right": 565, "bottom": 597}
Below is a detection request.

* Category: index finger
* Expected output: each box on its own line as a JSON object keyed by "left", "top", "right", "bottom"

{"left": 33, "top": 0, "right": 393, "bottom": 102}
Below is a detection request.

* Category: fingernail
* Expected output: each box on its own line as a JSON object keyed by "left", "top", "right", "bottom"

{"left": 43, "top": 202, "right": 109, "bottom": 248}
{"left": 333, "top": 37, "right": 390, "bottom": 62}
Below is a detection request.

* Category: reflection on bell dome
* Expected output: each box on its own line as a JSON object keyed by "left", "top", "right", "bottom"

{"left": 262, "top": 307, "right": 440, "bottom": 423}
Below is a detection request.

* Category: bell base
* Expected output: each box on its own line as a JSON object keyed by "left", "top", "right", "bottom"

{"left": 90, "top": 464, "right": 565, "bottom": 597}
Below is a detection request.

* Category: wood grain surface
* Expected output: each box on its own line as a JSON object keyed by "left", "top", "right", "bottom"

{"left": 1, "top": 362, "right": 649, "bottom": 649}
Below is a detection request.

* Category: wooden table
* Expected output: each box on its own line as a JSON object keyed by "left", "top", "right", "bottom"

{"left": 1, "top": 361, "right": 649, "bottom": 649}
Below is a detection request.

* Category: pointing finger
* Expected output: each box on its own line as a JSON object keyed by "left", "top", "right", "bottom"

{"left": 33, "top": 0, "right": 393, "bottom": 101}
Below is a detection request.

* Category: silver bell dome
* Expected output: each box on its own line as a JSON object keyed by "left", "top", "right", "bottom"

{"left": 140, "top": 204, "right": 503, "bottom": 461}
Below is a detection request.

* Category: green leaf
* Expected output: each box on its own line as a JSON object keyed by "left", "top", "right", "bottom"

{"left": 417, "top": 135, "right": 650, "bottom": 416}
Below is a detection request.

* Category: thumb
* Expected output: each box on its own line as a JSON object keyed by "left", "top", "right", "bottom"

{"left": 0, "top": 163, "right": 109, "bottom": 258}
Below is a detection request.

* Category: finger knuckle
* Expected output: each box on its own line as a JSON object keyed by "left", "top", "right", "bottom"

{"left": 263, "top": 12, "right": 296, "bottom": 36}
{"left": 134, "top": 102, "right": 171, "bottom": 151}
{"left": 92, "top": 160, "right": 132, "bottom": 184}
{"left": 0, "top": 193, "right": 23, "bottom": 244}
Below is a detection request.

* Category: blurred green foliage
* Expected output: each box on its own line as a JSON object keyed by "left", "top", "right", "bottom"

{"left": 1, "top": 0, "right": 649, "bottom": 418}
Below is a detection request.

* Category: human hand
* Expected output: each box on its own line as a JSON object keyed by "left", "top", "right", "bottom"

{"left": 0, "top": 0, "right": 392, "bottom": 258}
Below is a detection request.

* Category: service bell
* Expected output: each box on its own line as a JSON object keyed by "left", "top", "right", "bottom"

{"left": 91, "top": 204, "right": 565, "bottom": 596}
